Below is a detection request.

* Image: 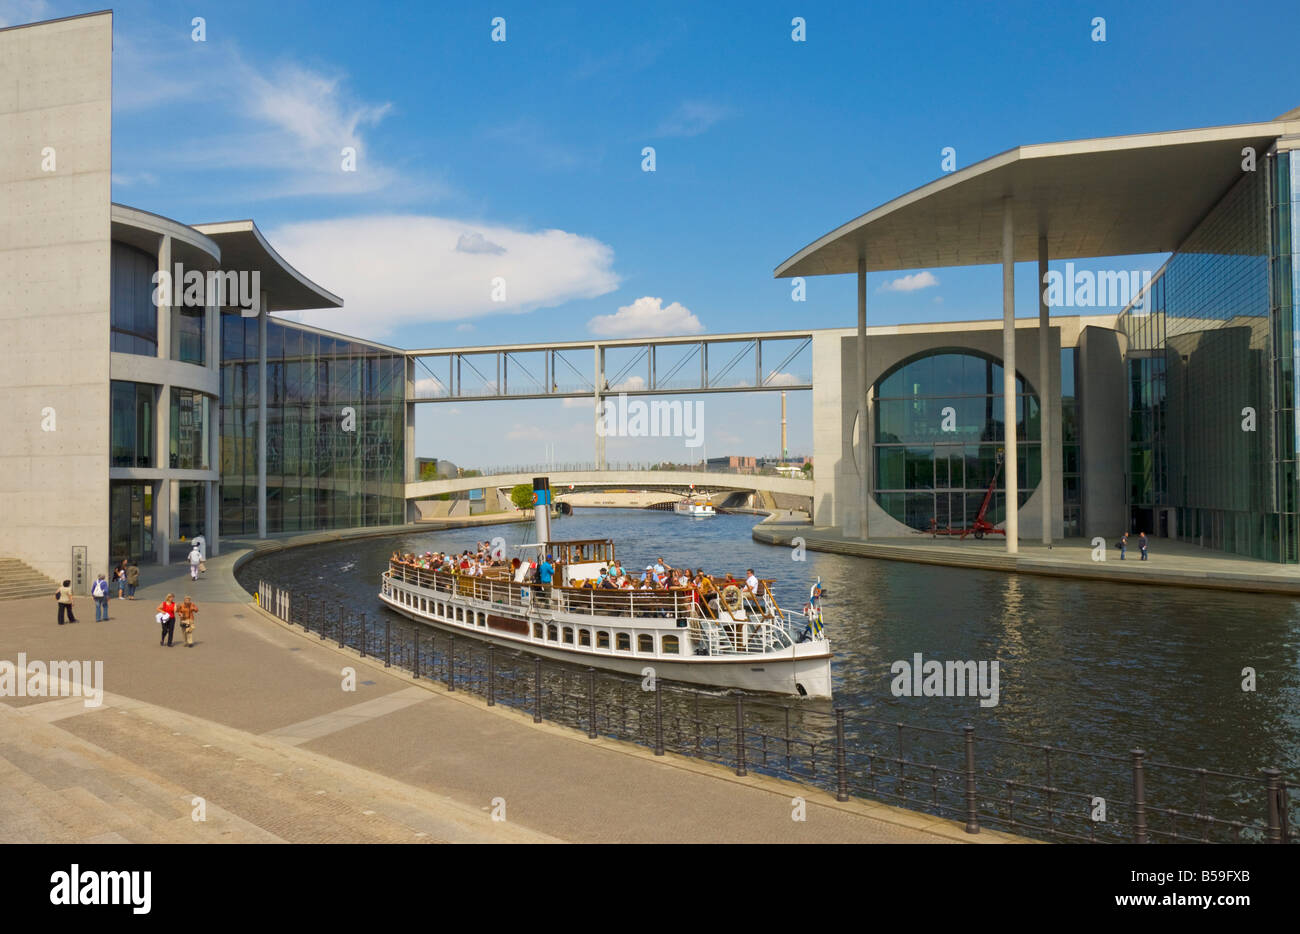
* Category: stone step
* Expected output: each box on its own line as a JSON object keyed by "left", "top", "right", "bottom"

{"left": 0, "top": 557, "right": 60, "bottom": 602}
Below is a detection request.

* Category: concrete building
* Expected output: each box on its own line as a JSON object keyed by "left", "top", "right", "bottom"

{"left": 781, "top": 107, "right": 1300, "bottom": 562}
{"left": 1, "top": 12, "right": 403, "bottom": 589}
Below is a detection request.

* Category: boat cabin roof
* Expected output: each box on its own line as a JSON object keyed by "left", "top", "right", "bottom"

{"left": 545, "top": 539, "right": 615, "bottom": 563}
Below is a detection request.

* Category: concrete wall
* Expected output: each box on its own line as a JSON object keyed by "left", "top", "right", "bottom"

{"left": 1077, "top": 326, "right": 1127, "bottom": 539}
{"left": 0, "top": 13, "right": 113, "bottom": 586}
{"left": 821, "top": 321, "right": 1064, "bottom": 538}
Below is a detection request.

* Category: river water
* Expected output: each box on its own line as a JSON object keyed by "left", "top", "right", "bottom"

{"left": 237, "top": 508, "right": 1300, "bottom": 837}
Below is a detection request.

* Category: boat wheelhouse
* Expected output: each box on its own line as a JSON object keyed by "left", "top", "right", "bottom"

{"left": 674, "top": 493, "right": 716, "bottom": 518}
{"left": 377, "top": 478, "right": 832, "bottom": 697}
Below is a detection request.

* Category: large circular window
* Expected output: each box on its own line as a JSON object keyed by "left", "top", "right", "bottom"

{"left": 874, "top": 350, "right": 1041, "bottom": 531}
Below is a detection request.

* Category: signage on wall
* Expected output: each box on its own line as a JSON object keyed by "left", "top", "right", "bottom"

{"left": 71, "top": 546, "right": 87, "bottom": 596}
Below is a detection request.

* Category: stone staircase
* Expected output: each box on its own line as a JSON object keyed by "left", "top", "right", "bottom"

{"left": 0, "top": 557, "right": 59, "bottom": 601}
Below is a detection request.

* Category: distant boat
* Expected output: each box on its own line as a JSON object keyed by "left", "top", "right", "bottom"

{"left": 674, "top": 493, "right": 716, "bottom": 518}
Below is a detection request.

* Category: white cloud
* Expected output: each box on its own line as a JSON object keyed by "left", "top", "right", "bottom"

{"left": 414, "top": 376, "right": 447, "bottom": 396}
{"left": 111, "top": 28, "right": 424, "bottom": 203}
{"left": 455, "top": 232, "right": 505, "bottom": 255}
{"left": 879, "top": 271, "right": 939, "bottom": 292}
{"left": 267, "top": 214, "right": 620, "bottom": 337}
{"left": 765, "top": 371, "right": 802, "bottom": 386}
{"left": 612, "top": 375, "right": 647, "bottom": 392}
{"left": 0, "top": 0, "right": 51, "bottom": 28}
{"left": 455, "top": 323, "right": 475, "bottom": 332}
{"left": 587, "top": 296, "right": 704, "bottom": 338}
{"left": 655, "top": 100, "right": 733, "bottom": 138}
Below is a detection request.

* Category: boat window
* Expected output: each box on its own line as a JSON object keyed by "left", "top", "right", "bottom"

{"left": 533, "top": 623, "right": 544, "bottom": 639}
{"left": 455, "top": 606, "right": 463, "bottom": 622}
{"left": 420, "top": 598, "right": 427, "bottom": 612}
{"left": 563, "top": 627, "right": 574, "bottom": 644}
{"left": 662, "top": 634, "right": 680, "bottom": 655}
{"left": 596, "top": 630, "right": 610, "bottom": 649}
{"left": 637, "top": 634, "right": 653, "bottom": 653}
{"left": 579, "top": 629, "right": 591, "bottom": 646}
{"left": 547, "top": 624, "right": 558, "bottom": 641}
{"left": 616, "top": 633, "right": 631, "bottom": 651}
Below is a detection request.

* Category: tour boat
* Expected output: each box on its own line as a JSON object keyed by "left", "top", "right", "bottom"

{"left": 674, "top": 493, "right": 716, "bottom": 518}
{"left": 378, "top": 478, "right": 832, "bottom": 697}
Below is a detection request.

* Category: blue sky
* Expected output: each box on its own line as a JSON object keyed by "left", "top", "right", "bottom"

{"left": 7, "top": 0, "right": 1299, "bottom": 466}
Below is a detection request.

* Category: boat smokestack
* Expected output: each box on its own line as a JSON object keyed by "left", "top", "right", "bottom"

{"left": 533, "top": 476, "right": 552, "bottom": 547}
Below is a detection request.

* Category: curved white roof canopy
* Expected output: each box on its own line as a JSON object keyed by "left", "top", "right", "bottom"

{"left": 775, "top": 112, "right": 1300, "bottom": 278}
{"left": 192, "top": 219, "right": 343, "bottom": 312}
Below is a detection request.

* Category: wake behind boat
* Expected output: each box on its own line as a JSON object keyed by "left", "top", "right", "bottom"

{"left": 378, "top": 477, "right": 832, "bottom": 697}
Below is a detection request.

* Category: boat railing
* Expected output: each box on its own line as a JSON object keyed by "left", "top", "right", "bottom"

{"left": 685, "top": 608, "right": 823, "bottom": 656}
{"left": 388, "top": 563, "right": 695, "bottom": 619}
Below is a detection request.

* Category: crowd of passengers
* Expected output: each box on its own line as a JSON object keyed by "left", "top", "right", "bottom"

{"left": 390, "top": 546, "right": 768, "bottom": 617}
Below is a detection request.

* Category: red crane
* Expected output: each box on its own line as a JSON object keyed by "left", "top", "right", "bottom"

{"left": 927, "top": 450, "right": 1007, "bottom": 540}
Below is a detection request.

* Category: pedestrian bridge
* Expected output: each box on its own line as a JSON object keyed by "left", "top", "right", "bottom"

{"left": 405, "top": 470, "right": 812, "bottom": 501}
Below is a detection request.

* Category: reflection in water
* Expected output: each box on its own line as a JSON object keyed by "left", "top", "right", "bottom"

{"left": 237, "top": 508, "right": 1300, "bottom": 783}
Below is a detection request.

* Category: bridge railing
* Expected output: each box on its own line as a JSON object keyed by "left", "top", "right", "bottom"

{"left": 427, "top": 460, "right": 812, "bottom": 481}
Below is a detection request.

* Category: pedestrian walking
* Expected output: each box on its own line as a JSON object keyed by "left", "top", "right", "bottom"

{"left": 92, "top": 573, "right": 110, "bottom": 621}
{"left": 115, "top": 559, "right": 127, "bottom": 599}
{"left": 1119, "top": 533, "right": 1128, "bottom": 560}
{"left": 55, "top": 580, "right": 77, "bottom": 625}
{"left": 1139, "top": 531, "right": 1148, "bottom": 561}
{"left": 126, "top": 561, "right": 139, "bottom": 599}
{"left": 188, "top": 545, "right": 201, "bottom": 581}
{"left": 157, "top": 593, "right": 177, "bottom": 646}
{"left": 177, "top": 596, "right": 198, "bottom": 648}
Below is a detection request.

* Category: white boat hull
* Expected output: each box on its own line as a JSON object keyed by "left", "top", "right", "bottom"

{"left": 379, "top": 577, "right": 832, "bottom": 698}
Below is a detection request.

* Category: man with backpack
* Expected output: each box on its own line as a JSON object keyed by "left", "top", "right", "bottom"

{"left": 92, "top": 573, "right": 110, "bottom": 621}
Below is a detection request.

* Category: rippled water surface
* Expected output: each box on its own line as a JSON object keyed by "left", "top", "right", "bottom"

{"left": 238, "top": 509, "right": 1300, "bottom": 783}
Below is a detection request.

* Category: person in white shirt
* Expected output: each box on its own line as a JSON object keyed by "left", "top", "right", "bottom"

{"left": 188, "top": 546, "right": 202, "bottom": 581}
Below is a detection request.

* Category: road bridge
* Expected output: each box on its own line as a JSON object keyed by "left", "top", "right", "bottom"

{"left": 405, "top": 470, "right": 813, "bottom": 502}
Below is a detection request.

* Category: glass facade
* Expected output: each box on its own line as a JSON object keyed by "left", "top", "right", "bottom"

{"left": 109, "top": 481, "right": 153, "bottom": 562}
{"left": 1118, "top": 164, "right": 1276, "bottom": 558}
{"left": 1270, "top": 150, "right": 1300, "bottom": 560}
{"left": 110, "top": 242, "right": 158, "bottom": 356}
{"left": 219, "top": 314, "right": 406, "bottom": 535}
{"left": 170, "top": 388, "right": 211, "bottom": 470}
{"left": 110, "top": 381, "right": 155, "bottom": 468}
{"left": 874, "top": 350, "right": 1040, "bottom": 531}
{"left": 171, "top": 306, "right": 206, "bottom": 365}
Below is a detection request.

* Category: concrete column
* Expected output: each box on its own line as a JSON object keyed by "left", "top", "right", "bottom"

{"left": 857, "top": 253, "right": 869, "bottom": 539}
{"left": 207, "top": 295, "right": 221, "bottom": 556}
{"left": 156, "top": 235, "right": 171, "bottom": 361}
{"left": 257, "top": 292, "right": 268, "bottom": 539}
{"left": 1002, "top": 198, "right": 1019, "bottom": 554}
{"left": 168, "top": 479, "right": 179, "bottom": 552}
{"left": 1038, "top": 234, "right": 1052, "bottom": 545}
{"left": 155, "top": 235, "right": 174, "bottom": 566}
{"left": 154, "top": 477, "right": 170, "bottom": 566}
{"left": 154, "top": 382, "right": 170, "bottom": 565}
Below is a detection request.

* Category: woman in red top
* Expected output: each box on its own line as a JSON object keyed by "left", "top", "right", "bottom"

{"left": 157, "top": 593, "right": 177, "bottom": 647}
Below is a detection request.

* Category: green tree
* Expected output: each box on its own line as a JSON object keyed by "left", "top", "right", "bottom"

{"left": 510, "top": 484, "right": 534, "bottom": 510}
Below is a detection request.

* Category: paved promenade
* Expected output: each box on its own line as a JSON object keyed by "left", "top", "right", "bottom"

{"left": 0, "top": 548, "right": 1017, "bottom": 844}
{"left": 753, "top": 520, "right": 1300, "bottom": 595}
